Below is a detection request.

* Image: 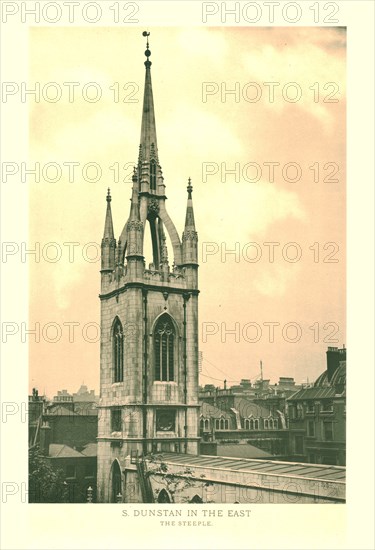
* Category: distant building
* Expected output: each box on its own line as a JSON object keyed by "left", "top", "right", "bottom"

{"left": 199, "top": 376, "right": 301, "bottom": 403}
{"left": 52, "top": 389, "right": 74, "bottom": 411}
{"left": 73, "top": 384, "right": 99, "bottom": 404}
{"left": 41, "top": 437, "right": 97, "bottom": 503}
{"left": 287, "top": 347, "right": 346, "bottom": 466}
{"left": 199, "top": 398, "right": 289, "bottom": 459}
{"left": 29, "top": 386, "right": 99, "bottom": 502}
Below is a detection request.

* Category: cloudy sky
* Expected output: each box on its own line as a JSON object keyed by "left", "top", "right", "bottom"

{"left": 28, "top": 26, "right": 346, "bottom": 397}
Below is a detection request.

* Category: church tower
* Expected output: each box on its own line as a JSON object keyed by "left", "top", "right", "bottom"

{"left": 97, "top": 33, "right": 200, "bottom": 503}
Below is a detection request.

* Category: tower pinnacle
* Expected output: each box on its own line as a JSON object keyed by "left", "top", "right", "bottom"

{"left": 101, "top": 188, "right": 116, "bottom": 273}
{"left": 103, "top": 188, "right": 114, "bottom": 239}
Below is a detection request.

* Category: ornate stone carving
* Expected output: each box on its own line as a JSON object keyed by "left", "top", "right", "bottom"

{"left": 127, "top": 242, "right": 140, "bottom": 255}
{"left": 148, "top": 198, "right": 159, "bottom": 217}
{"left": 182, "top": 230, "right": 198, "bottom": 242}
{"left": 127, "top": 220, "right": 143, "bottom": 232}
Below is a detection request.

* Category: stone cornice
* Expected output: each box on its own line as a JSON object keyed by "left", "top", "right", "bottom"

{"left": 99, "top": 281, "right": 199, "bottom": 300}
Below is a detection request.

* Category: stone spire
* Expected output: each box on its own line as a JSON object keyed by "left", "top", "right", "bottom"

{"left": 139, "top": 31, "right": 158, "bottom": 165}
{"left": 101, "top": 188, "right": 116, "bottom": 272}
{"left": 103, "top": 188, "right": 114, "bottom": 240}
{"left": 182, "top": 178, "right": 198, "bottom": 267}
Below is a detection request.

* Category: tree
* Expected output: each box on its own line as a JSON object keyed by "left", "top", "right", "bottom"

{"left": 28, "top": 446, "right": 69, "bottom": 503}
{"left": 146, "top": 454, "right": 213, "bottom": 503}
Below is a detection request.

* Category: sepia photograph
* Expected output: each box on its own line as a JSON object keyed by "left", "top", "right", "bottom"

{"left": 26, "top": 24, "right": 346, "bottom": 505}
{"left": 0, "top": 2, "right": 374, "bottom": 549}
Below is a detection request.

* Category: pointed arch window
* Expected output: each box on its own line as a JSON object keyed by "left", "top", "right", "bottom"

{"left": 157, "top": 489, "right": 170, "bottom": 503}
{"left": 111, "top": 461, "right": 122, "bottom": 503}
{"left": 150, "top": 160, "right": 156, "bottom": 191}
{"left": 154, "top": 314, "right": 175, "bottom": 382}
{"left": 113, "top": 318, "right": 124, "bottom": 383}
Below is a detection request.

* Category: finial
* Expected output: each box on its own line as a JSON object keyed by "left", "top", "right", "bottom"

{"left": 187, "top": 177, "right": 193, "bottom": 199}
{"left": 106, "top": 188, "right": 111, "bottom": 202}
{"left": 161, "top": 234, "right": 169, "bottom": 264}
{"left": 142, "top": 31, "right": 151, "bottom": 67}
{"left": 132, "top": 166, "right": 137, "bottom": 182}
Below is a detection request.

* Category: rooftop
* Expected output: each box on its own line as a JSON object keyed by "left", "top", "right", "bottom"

{"left": 154, "top": 453, "right": 346, "bottom": 483}
{"left": 48, "top": 442, "right": 97, "bottom": 458}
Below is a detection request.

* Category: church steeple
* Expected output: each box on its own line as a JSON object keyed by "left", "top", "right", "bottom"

{"left": 97, "top": 34, "right": 200, "bottom": 501}
{"left": 101, "top": 188, "right": 116, "bottom": 272}
{"left": 138, "top": 32, "right": 164, "bottom": 195}
{"left": 139, "top": 32, "right": 158, "bottom": 166}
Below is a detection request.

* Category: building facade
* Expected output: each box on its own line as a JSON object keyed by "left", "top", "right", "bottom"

{"left": 97, "top": 36, "right": 200, "bottom": 502}
{"left": 287, "top": 347, "right": 346, "bottom": 465}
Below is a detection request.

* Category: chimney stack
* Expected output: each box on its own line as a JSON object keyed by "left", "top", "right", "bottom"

{"left": 40, "top": 421, "right": 51, "bottom": 456}
{"left": 326, "top": 346, "right": 347, "bottom": 382}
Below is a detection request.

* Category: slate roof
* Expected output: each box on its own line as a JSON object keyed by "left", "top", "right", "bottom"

{"left": 45, "top": 405, "right": 78, "bottom": 416}
{"left": 287, "top": 387, "right": 337, "bottom": 401}
{"left": 48, "top": 444, "right": 84, "bottom": 458}
{"left": 81, "top": 443, "right": 98, "bottom": 457}
{"left": 48, "top": 443, "right": 97, "bottom": 458}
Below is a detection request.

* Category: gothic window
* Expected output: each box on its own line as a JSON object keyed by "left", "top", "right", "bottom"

{"left": 215, "top": 419, "right": 220, "bottom": 430}
{"left": 150, "top": 160, "right": 156, "bottom": 191}
{"left": 274, "top": 419, "right": 278, "bottom": 429}
{"left": 157, "top": 489, "right": 170, "bottom": 503}
{"left": 111, "top": 461, "right": 122, "bottom": 503}
{"left": 204, "top": 419, "right": 210, "bottom": 430}
{"left": 154, "top": 314, "right": 175, "bottom": 382}
{"left": 264, "top": 419, "right": 269, "bottom": 429}
{"left": 269, "top": 419, "right": 274, "bottom": 429}
{"left": 112, "top": 318, "right": 124, "bottom": 383}
{"left": 249, "top": 419, "right": 254, "bottom": 430}
{"left": 254, "top": 419, "right": 259, "bottom": 430}
{"left": 200, "top": 418, "right": 205, "bottom": 431}
{"left": 190, "top": 495, "right": 203, "bottom": 503}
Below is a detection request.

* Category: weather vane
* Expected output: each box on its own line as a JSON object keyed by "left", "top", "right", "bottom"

{"left": 142, "top": 30, "right": 151, "bottom": 58}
